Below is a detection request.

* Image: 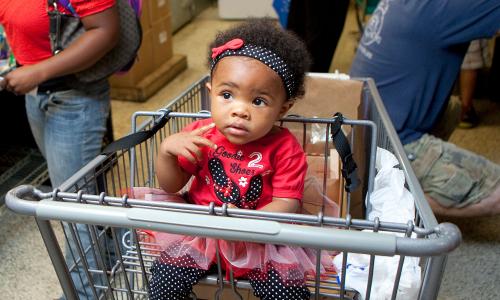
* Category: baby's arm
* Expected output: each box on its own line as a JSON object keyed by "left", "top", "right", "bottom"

{"left": 155, "top": 123, "right": 217, "bottom": 193}
{"left": 257, "top": 197, "right": 300, "bottom": 213}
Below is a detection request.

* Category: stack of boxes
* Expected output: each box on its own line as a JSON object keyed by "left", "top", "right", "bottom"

{"left": 286, "top": 76, "right": 366, "bottom": 219}
{"left": 286, "top": 122, "right": 344, "bottom": 218}
{"left": 109, "top": 0, "right": 187, "bottom": 101}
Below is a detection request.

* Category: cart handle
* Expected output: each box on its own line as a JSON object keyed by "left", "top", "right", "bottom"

{"left": 6, "top": 185, "right": 39, "bottom": 216}
{"left": 6, "top": 185, "right": 461, "bottom": 257}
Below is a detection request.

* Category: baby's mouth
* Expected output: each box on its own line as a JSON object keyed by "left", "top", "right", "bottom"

{"left": 225, "top": 123, "right": 249, "bottom": 136}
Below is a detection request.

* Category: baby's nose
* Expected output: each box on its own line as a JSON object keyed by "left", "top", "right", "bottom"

{"left": 231, "top": 104, "right": 250, "bottom": 119}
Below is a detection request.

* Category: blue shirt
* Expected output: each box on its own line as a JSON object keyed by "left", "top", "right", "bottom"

{"left": 350, "top": 0, "right": 500, "bottom": 144}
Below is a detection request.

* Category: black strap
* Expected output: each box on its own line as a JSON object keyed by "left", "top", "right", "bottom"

{"left": 331, "top": 112, "right": 361, "bottom": 192}
{"left": 102, "top": 110, "right": 171, "bottom": 155}
{"left": 47, "top": 0, "right": 64, "bottom": 54}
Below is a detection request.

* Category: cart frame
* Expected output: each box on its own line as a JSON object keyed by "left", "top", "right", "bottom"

{"left": 6, "top": 75, "right": 461, "bottom": 300}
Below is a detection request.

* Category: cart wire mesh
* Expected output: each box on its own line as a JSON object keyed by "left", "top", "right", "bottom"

{"left": 6, "top": 75, "right": 461, "bottom": 300}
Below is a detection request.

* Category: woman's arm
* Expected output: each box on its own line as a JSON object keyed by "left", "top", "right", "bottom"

{"left": 5, "top": 5, "right": 120, "bottom": 94}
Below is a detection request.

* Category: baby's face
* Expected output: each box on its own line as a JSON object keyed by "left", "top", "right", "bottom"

{"left": 207, "top": 56, "right": 292, "bottom": 145}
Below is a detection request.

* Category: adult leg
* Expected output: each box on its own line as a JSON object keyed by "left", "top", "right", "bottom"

{"left": 458, "top": 68, "right": 479, "bottom": 128}
{"left": 427, "top": 185, "right": 500, "bottom": 218}
{"left": 458, "top": 39, "right": 487, "bottom": 128}
{"left": 404, "top": 134, "right": 500, "bottom": 218}
{"left": 37, "top": 84, "right": 112, "bottom": 299}
{"left": 43, "top": 87, "right": 109, "bottom": 188}
{"left": 287, "top": 0, "right": 350, "bottom": 72}
{"left": 25, "top": 93, "right": 48, "bottom": 157}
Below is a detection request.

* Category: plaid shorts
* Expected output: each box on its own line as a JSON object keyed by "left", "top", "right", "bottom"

{"left": 404, "top": 134, "right": 500, "bottom": 208}
{"left": 461, "top": 39, "right": 489, "bottom": 70}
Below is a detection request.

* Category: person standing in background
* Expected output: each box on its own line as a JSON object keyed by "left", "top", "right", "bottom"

{"left": 0, "top": 1, "right": 120, "bottom": 299}
{"left": 286, "top": 0, "right": 350, "bottom": 72}
{"left": 350, "top": 0, "right": 500, "bottom": 218}
{"left": 458, "top": 39, "right": 489, "bottom": 128}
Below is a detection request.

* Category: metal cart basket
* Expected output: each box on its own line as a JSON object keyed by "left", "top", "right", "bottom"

{"left": 6, "top": 75, "right": 461, "bottom": 300}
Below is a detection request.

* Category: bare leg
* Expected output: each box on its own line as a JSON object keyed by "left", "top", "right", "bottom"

{"left": 459, "top": 69, "right": 477, "bottom": 114}
{"left": 427, "top": 185, "right": 500, "bottom": 218}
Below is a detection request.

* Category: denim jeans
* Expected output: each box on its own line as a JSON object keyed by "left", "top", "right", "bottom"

{"left": 25, "top": 83, "right": 118, "bottom": 299}
{"left": 25, "top": 84, "right": 110, "bottom": 188}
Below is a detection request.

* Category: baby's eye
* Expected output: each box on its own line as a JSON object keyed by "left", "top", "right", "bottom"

{"left": 253, "top": 98, "right": 267, "bottom": 106}
{"left": 222, "top": 92, "right": 231, "bottom": 99}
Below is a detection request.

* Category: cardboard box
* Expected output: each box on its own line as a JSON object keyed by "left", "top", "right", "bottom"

{"left": 287, "top": 122, "right": 335, "bottom": 156}
{"left": 109, "top": 29, "right": 154, "bottom": 87}
{"left": 218, "top": 0, "right": 278, "bottom": 19}
{"left": 151, "top": 15, "right": 174, "bottom": 67}
{"left": 193, "top": 283, "right": 253, "bottom": 300}
{"left": 289, "top": 75, "right": 364, "bottom": 218}
{"left": 289, "top": 76, "right": 362, "bottom": 119}
{"left": 301, "top": 154, "right": 343, "bottom": 217}
{"left": 149, "top": 0, "right": 171, "bottom": 23}
{"left": 110, "top": 54, "right": 187, "bottom": 101}
{"left": 139, "top": 0, "right": 152, "bottom": 29}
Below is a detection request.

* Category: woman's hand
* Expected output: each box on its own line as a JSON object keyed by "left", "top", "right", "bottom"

{"left": 160, "top": 122, "right": 217, "bottom": 163}
{"left": 4, "top": 65, "right": 45, "bottom": 95}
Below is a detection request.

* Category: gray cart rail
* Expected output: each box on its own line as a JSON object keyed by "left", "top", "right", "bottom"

{"left": 6, "top": 75, "right": 460, "bottom": 300}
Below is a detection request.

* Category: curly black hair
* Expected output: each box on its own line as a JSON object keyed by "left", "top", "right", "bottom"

{"left": 208, "top": 18, "right": 311, "bottom": 100}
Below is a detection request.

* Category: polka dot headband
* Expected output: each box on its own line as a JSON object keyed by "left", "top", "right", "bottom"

{"left": 210, "top": 38, "right": 295, "bottom": 98}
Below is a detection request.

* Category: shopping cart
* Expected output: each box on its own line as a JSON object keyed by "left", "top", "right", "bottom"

{"left": 6, "top": 74, "right": 461, "bottom": 300}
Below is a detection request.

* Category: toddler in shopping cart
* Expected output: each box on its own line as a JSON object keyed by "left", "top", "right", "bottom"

{"left": 136, "top": 18, "right": 335, "bottom": 300}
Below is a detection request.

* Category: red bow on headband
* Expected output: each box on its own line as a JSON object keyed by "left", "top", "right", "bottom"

{"left": 211, "top": 38, "right": 244, "bottom": 59}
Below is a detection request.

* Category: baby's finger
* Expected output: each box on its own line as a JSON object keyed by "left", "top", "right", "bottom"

{"left": 179, "top": 149, "right": 198, "bottom": 164}
{"left": 192, "top": 135, "right": 217, "bottom": 150}
{"left": 191, "top": 122, "right": 215, "bottom": 136}
{"left": 185, "top": 143, "right": 204, "bottom": 162}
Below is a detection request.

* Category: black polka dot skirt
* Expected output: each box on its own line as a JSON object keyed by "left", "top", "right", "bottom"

{"left": 149, "top": 251, "right": 208, "bottom": 300}
{"left": 149, "top": 260, "right": 207, "bottom": 300}
{"left": 149, "top": 252, "right": 310, "bottom": 300}
{"left": 248, "top": 267, "right": 311, "bottom": 300}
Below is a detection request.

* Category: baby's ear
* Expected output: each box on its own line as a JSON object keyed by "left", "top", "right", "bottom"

{"left": 205, "top": 82, "right": 212, "bottom": 93}
{"left": 279, "top": 100, "right": 294, "bottom": 118}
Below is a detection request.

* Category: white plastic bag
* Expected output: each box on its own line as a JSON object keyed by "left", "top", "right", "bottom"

{"left": 333, "top": 250, "right": 421, "bottom": 300}
{"left": 333, "top": 147, "right": 421, "bottom": 300}
{"left": 368, "top": 147, "right": 415, "bottom": 223}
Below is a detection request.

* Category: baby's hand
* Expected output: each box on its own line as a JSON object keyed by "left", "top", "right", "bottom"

{"left": 161, "top": 122, "right": 217, "bottom": 164}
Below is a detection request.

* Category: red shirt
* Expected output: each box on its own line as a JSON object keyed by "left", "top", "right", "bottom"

{"left": 178, "top": 118, "right": 307, "bottom": 209}
{"left": 0, "top": 0, "right": 115, "bottom": 65}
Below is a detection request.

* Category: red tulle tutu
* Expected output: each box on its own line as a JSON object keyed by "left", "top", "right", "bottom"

{"left": 129, "top": 187, "right": 336, "bottom": 281}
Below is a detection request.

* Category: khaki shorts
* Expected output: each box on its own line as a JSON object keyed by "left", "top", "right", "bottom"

{"left": 404, "top": 134, "right": 500, "bottom": 208}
